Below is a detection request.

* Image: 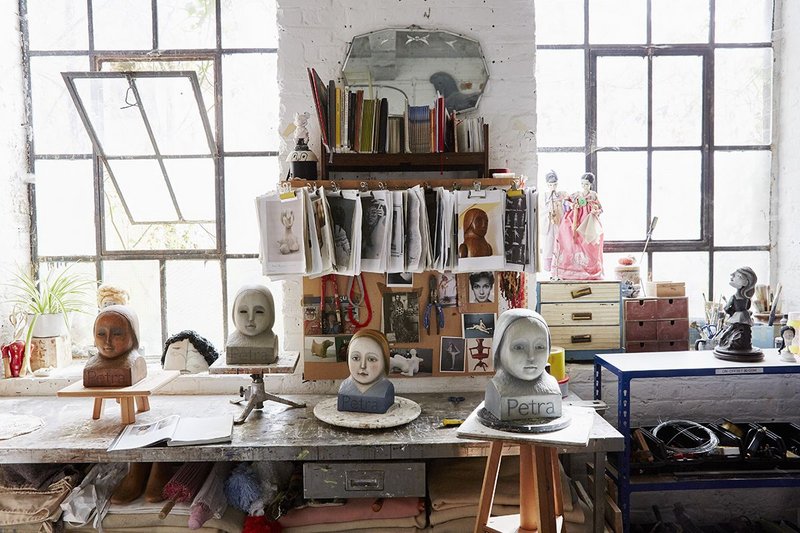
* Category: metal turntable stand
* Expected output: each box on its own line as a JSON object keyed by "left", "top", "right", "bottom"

{"left": 209, "top": 351, "right": 306, "bottom": 424}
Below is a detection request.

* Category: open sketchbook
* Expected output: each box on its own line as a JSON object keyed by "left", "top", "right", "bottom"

{"left": 108, "top": 414, "right": 233, "bottom": 451}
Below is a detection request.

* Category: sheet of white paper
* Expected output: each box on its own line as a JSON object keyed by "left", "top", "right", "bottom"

{"left": 388, "top": 190, "right": 406, "bottom": 273}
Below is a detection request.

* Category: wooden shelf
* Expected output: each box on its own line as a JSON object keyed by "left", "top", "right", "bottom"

{"left": 320, "top": 123, "right": 489, "bottom": 179}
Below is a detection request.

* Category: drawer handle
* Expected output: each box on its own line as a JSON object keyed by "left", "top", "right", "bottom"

{"left": 571, "top": 334, "right": 592, "bottom": 344}
{"left": 571, "top": 287, "right": 593, "bottom": 299}
{"left": 571, "top": 312, "right": 593, "bottom": 321}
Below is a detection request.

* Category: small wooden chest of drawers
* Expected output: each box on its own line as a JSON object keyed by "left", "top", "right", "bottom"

{"left": 536, "top": 280, "right": 622, "bottom": 361}
{"left": 623, "top": 296, "right": 689, "bottom": 352}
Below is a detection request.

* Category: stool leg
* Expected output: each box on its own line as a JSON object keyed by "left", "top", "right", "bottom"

{"left": 549, "top": 447, "right": 564, "bottom": 516}
{"left": 534, "top": 446, "right": 558, "bottom": 533}
{"left": 474, "top": 441, "right": 503, "bottom": 533}
{"left": 135, "top": 395, "right": 150, "bottom": 413}
{"left": 92, "top": 398, "right": 103, "bottom": 419}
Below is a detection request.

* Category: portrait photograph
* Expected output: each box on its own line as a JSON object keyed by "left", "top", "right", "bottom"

{"left": 360, "top": 192, "right": 390, "bottom": 270}
{"left": 467, "top": 271, "right": 495, "bottom": 304}
{"left": 304, "top": 336, "right": 337, "bottom": 362}
{"left": 334, "top": 335, "right": 351, "bottom": 363}
{"left": 326, "top": 192, "right": 358, "bottom": 271}
{"left": 440, "top": 336, "right": 466, "bottom": 373}
{"left": 466, "top": 338, "right": 493, "bottom": 373}
{"left": 302, "top": 297, "right": 321, "bottom": 336}
{"left": 455, "top": 189, "right": 506, "bottom": 271}
{"left": 382, "top": 291, "right": 420, "bottom": 343}
{"left": 436, "top": 271, "right": 458, "bottom": 307}
{"left": 463, "top": 312, "right": 496, "bottom": 339}
{"left": 386, "top": 272, "right": 414, "bottom": 287}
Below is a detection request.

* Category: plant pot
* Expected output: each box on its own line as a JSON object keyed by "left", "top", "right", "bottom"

{"left": 29, "top": 313, "right": 70, "bottom": 338}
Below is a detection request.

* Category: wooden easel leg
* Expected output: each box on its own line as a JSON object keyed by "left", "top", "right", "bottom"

{"left": 549, "top": 447, "right": 564, "bottom": 516}
{"left": 92, "top": 398, "right": 103, "bottom": 419}
{"left": 533, "top": 446, "right": 558, "bottom": 533}
{"left": 474, "top": 441, "right": 503, "bottom": 533}
{"left": 135, "top": 395, "right": 150, "bottom": 413}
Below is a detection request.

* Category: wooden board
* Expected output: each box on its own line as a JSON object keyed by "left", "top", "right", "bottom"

{"left": 57, "top": 370, "right": 179, "bottom": 398}
{"left": 302, "top": 272, "right": 499, "bottom": 380}
{"left": 539, "top": 302, "right": 620, "bottom": 326}
{"left": 208, "top": 351, "right": 299, "bottom": 375}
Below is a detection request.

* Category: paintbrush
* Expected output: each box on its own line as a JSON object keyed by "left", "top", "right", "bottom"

{"left": 638, "top": 216, "right": 659, "bottom": 267}
{"left": 768, "top": 283, "right": 782, "bottom": 326}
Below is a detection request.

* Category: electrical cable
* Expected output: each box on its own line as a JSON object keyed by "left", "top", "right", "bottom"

{"left": 651, "top": 419, "right": 719, "bottom": 456}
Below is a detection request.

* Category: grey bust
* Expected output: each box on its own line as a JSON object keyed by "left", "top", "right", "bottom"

{"left": 225, "top": 284, "right": 279, "bottom": 364}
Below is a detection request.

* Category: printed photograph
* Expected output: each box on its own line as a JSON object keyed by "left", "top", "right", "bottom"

{"left": 302, "top": 298, "right": 321, "bottom": 336}
{"left": 360, "top": 194, "right": 389, "bottom": 260}
{"left": 455, "top": 189, "right": 506, "bottom": 271}
{"left": 264, "top": 195, "right": 305, "bottom": 266}
{"left": 466, "top": 338, "right": 493, "bottom": 372}
{"left": 382, "top": 292, "right": 420, "bottom": 343}
{"left": 304, "top": 336, "right": 337, "bottom": 362}
{"left": 467, "top": 271, "right": 495, "bottom": 304}
{"left": 334, "top": 335, "right": 351, "bottom": 363}
{"left": 440, "top": 337, "right": 466, "bottom": 373}
{"left": 389, "top": 348, "right": 433, "bottom": 377}
{"left": 436, "top": 271, "right": 458, "bottom": 307}
{"left": 386, "top": 272, "right": 414, "bottom": 287}
{"left": 326, "top": 194, "right": 357, "bottom": 269}
{"left": 463, "top": 312, "right": 496, "bottom": 339}
{"left": 504, "top": 193, "right": 528, "bottom": 265}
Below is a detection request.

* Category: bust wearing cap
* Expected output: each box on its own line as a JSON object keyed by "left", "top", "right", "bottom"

{"left": 83, "top": 304, "right": 148, "bottom": 388}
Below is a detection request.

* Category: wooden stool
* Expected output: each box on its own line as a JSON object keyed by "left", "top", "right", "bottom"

{"left": 475, "top": 441, "right": 563, "bottom": 533}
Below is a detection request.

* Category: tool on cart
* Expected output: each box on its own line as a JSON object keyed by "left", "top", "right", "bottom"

{"left": 423, "top": 275, "right": 445, "bottom": 335}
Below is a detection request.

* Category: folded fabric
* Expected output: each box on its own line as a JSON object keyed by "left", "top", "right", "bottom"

{"left": 280, "top": 497, "right": 423, "bottom": 528}
{"left": 430, "top": 516, "right": 474, "bottom": 532}
{"left": 0, "top": 465, "right": 83, "bottom": 529}
{"left": 282, "top": 514, "right": 420, "bottom": 533}
{"left": 61, "top": 504, "right": 245, "bottom": 533}
{"left": 429, "top": 503, "right": 518, "bottom": 526}
{"left": 0, "top": 464, "right": 80, "bottom": 491}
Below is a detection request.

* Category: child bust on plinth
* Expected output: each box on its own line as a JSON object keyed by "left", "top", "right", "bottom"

{"left": 484, "top": 309, "right": 562, "bottom": 421}
{"left": 337, "top": 329, "right": 395, "bottom": 414}
{"left": 226, "top": 284, "right": 278, "bottom": 364}
{"left": 83, "top": 305, "right": 147, "bottom": 388}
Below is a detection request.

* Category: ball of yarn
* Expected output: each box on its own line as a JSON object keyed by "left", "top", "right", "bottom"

{"left": 223, "top": 463, "right": 262, "bottom": 513}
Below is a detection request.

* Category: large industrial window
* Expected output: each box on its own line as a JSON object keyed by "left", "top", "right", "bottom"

{"left": 21, "top": 0, "right": 280, "bottom": 357}
{"left": 535, "top": 0, "right": 773, "bottom": 317}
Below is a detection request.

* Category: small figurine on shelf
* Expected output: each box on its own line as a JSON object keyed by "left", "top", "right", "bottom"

{"left": 551, "top": 172, "right": 604, "bottom": 280}
{"left": 713, "top": 266, "right": 764, "bottom": 362}
{"left": 541, "top": 170, "right": 566, "bottom": 272}
{"left": 83, "top": 305, "right": 147, "bottom": 388}
{"left": 225, "top": 284, "right": 279, "bottom": 365}
{"left": 777, "top": 325, "right": 796, "bottom": 362}
{"left": 286, "top": 111, "right": 318, "bottom": 180}
{"left": 337, "top": 329, "right": 395, "bottom": 414}
{"left": 483, "top": 309, "right": 563, "bottom": 423}
{"left": 97, "top": 283, "right": 130, "bottom": 308}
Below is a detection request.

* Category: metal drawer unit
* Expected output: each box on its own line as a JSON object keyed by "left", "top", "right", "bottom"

{"left": 303, "top": 462, "right": 426, "bottom": 499}
{"left": 536, "top": 280, "right": 623, "bottom": 361}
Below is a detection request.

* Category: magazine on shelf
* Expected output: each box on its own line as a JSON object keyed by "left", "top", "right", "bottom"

{"left": 108, "top": 414, "right": 233, "bottom": 451}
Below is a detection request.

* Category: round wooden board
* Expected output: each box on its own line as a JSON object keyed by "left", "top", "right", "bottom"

{"left": 313, "top": 396, "right": 421, "bottom": 429}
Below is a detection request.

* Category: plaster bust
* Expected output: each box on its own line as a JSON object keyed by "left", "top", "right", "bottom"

{"left": 162, "top": 330, "right": 220, "bottom": 373}
{"left": 337, "top": 329, "right": 395, "bottom": 414}
{"left": 83, "top": 304, "right": 147, "bottom": 388}
{"left": 225, "top": 284, "right": 279, "bottom": 364}
{"left": 484, "top": 309, "right": 562, "bottom": 421}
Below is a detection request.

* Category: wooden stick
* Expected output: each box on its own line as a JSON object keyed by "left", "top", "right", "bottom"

{"left": 159, "top": 499, "right": 176, "bottom": 519}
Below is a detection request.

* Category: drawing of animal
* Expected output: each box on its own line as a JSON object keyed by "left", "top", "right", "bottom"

{"left": 390, "top": 351, "right": 422, "bottom": 376}
{"left": 277, "top": 210, "right": 300, "bottom": 255}
{"left": 310, "top": 339, "right": 334, "bottom": 358}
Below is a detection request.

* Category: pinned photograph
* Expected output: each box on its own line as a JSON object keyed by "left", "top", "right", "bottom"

{"left": 455, "top": 189, "right": 506, "bottom": 271}
{"left": 326, "top": 192, "right": 359, "bottom": 273}
{"left": 436, "top": 271, "right": 458, "bottom": 307}
{"left": 467, "top": 271, "right": 495, "bottom": 304}
{"left": 382, "top": 292, "right": 420, "bottom": 343}
{"left": 463, "top": 312, "right": 496, "bottom": 339}
{"left": 360, "top": 191, "right": 390, "bottom": 272}
{"left": 258, "top": 192, "right": 307, "bottom": 275}
{"left": 466, "top": 338, "right": 493, "bottom": 372}
{"left": 440, "top": 337, "right": 466, "bottom": 373}
{"left": 386, "top": 272, "right": 414, "bottom": 287}
{"left": 304, "top": 336, "right": 337, "bottom": 362}
{"left": 334, "top": 336, "right": 351, "bottom": 363}
{"left": 302, "top": 297, "right": 321, "bottom": 336}
{"left": 389, "top": 348, "right": 432, "bottom": 377}
{"left": 504, "top": 192, "right": 528, "bottom": 266}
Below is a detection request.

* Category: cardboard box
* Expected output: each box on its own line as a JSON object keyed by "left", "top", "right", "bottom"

{"left": 644, "top": 281, "right": 685, "bottom": 297}
{"left": 29, "top": 334, "right": 72, "bottom": 370}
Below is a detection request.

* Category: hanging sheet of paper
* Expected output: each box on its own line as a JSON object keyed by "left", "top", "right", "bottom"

{"left": 455, "top": 189, "right": 506, "bottom": 272}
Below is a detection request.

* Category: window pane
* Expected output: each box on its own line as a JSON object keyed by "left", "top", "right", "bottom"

{"left": 30, "top": 57, "right": 92, "bottom": 154}
{"left": 534, "top": 0, "right": 584, "bottom": 45}
{"left": 597, "top": 152, "right": 647, "bottom": 241}
{"left": 715, "top": 0, "right": 773, "bottom": 43}
{"left": 222, "top": 0, "right": 278, "bottom": 48}
{"left": 589, "top": 0, "right": 646, "bottom": 44}
{"left": 715, "top": 49, "right": 772, "bottom": 146}
{"left": 35, "top": 160, "right": 96, "bottom": 256}
{"left": 102, "top": 259, "right": 162, "bottom": 357}
{"left": 39, "top": 261, "right": 97, "bottom": 349}
{"left": 157, "top": 0, "right": 216, "bottom": 50}
{"left": 535, "top": 50, "right": 585, "bottom": 147}
{"left": 596, "top": 56, "right": 647, "bottom": 147}
{"left": 222, "top": 54, "right": 279, "bottom": 151}
{"left": 536, "top": 152, "right": 586, "bottom": 193}
{"left": 225, "top": 156, "right": 279, "bottom": 254}
{"left": 652, "top": 55, "right": 703, "bottom": 146}
{"left": 162, "top": 158, "right": 217, "bottom": 222}
{"left": 27, "top": 1, "right": 87, "bottom": 51}
{"left": 92, "top": 0, "right": 152, "bottom": 51}
{"left": 651, "top": 251, "right": 708, "bottom": 318}
{"left": 652, "top": 151, "right": 701, "bottom": 240}
{"left": 714, "top": 151, "right": 771, "bottom": 247}
{"left": 226, "top": 259, "right": 284, "bottom": 347}
{"left": 106, "top": 160, "right": 179, "bottom": 222}
{"left": 713, "top": 251, "right": 769, "bottom": 305}
{"left": 166, "top": 260, "right": 224, "bottom": 350}
{"left": 651, "top": 0, "right": 709, "bottom": 43}
{"left": 72, "top": 77, "right": 155, "bottom": 156}
{"left": 135, "top": 77, "right": 214, "bottom": 155}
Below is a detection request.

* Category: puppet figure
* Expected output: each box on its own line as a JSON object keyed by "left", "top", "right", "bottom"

{"left": 551, "top": 172, "right": 604, "bottom": 280}
{"left": 542, "top": 170, "right": 567, "bottom": 272}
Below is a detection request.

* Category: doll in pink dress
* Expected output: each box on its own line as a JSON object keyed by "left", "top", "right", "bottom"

{"left": 551, "top": 173, "right": 604, "bottom": 280}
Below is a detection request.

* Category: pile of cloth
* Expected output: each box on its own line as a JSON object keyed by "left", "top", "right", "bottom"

{"left": 0, "top": 463, "right": 84, "bottom": 532}
{"left": 278, "top": 497, "right": 426, "bottom": 533}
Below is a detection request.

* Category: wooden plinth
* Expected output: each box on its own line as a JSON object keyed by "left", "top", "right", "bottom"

{"left": 57, "top": 371, "right": 179, "bottom": 425}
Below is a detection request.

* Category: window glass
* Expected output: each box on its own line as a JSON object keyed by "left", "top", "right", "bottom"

{"left": 92, "top": 0, "right": 152, "bottom": 50}
{"left": 715, "top": 48, "right": 773, "bottom": 146}
{"left": 588, "top": 0, "right": 646, "bottom": 44}
{"left": 596, "top": 56, "right": 647, "bottom": 147}
{"left": 222, "top": 0, "right": 278, "bottom": 48}
{"left": 596, "top": 152, "right": 647, "bottom": 241}
{"left": 30, "top": 57, "right": 92, "bottom": 155}
{"left": 651, "top": 0, "right": 709, "bottom": 43}
{"left": 39, "top": 261, "right": 97, "bottom": 349}
{"left": 102, "top": 260, "right": 162, "bottom": 357}
{"left": 651, "top": 252, "right": 709, "bottom": 318}
{"left": 166, "top": 260, "right": 224, "bottom": 350}
{"left": 714, "top": 151, "right": 771, "bottom": 247}
{"left": 35, "top": 160, "right": 96, "bottom": 257}
{"left": 651, "top": 151, "right": 702, "bottom": 240}
{"left": 225, "top": 157, "right": 280, "bottom": 254}
{"left": 535, "top": 50, "right": 585, "bottom": 147}
{"left": 715, "top": 0, "right": 773, "bottom": 43}
{"left": 534, "top": 0, "right": 584, "bottom": 45}
{"left": 222, "top": 53, "right": 279, "bottom": 151}
{"left": 26, "top": 0, "right": 88, "bottom": 51}
{"left": 157, "top": 0, "right": 216, "bottom": 50}
{"left": 652, "top": 55, "right": 703, "bottom": 147}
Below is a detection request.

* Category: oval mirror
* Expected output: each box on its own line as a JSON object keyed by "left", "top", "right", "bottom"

{"left": 342, "top": 26, "right": 489, "bottom": 114}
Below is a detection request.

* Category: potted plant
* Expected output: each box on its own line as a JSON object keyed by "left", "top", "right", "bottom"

{"left": 4, "top": 264, "right": 95, "bottom": 376}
